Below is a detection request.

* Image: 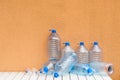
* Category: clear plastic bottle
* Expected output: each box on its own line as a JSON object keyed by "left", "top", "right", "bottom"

{"left": 54, "top": 52, "right": 78, "bottom": 78}
{"left": 71, "top": 42, "right": 93, "bottom": 75}
{"left": 89, "top": 42, "right": 102, "bottom": 62}
{"left": 71, "top": 64, "right": 94, "bottom": 75}
{"left": 89, "top": 62, "right": 113, "bottom": 75}
{"left": 43, "top": 60, "right": 57, "bottom": 74}
{"left": 62, "top": 42, "right": 74, "bottom": 57}
{"left": 76, "top": 42, "right": 89, "bottom": 64}
{"left": 48, "top": 29, "right": 61, "bottom": 61}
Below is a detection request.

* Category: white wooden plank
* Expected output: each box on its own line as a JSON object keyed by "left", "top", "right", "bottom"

{"left": 0, "top": 72, "right": 3, "bottom": 76}
{"left": 62, "top": 73, "right": 70, "bottom": 80}
{"left": 70, "top": 73, "right": 78, "bottom": 80}
{"left": 38, "top": 74, "right": 46, "bottom": 80}
{"left": 20, "top": 72, "right": 32, "bottom": 80}
{"left": 29, "top": 72, "right": 38, "bottom": 80}
{"left": 0, "top": 72, "right": 112, "bottom": 80}
{"left": 13, "top": 72, "right": 25, "bottom": 80}
{"left": 0, "top": 72, "right": 10, "bottom": 80}
{"left": 77, "top": 75, "right": 86, "bottom": 80}
{"left": 54, "top": 75, "right": 62, "bottom": 80}
{"left": 100, "top": 72, "right": 112, "bottom": 80}
{"left": 6, "top": 72, "right": 18, "bottom": 80}
{"left": 93, "top": 74, "right": 103, "bottom": 80}
{"left": 0, "top": 72, "right": 5, "bottom": 79}
{"left": 101, "top": 74, "right": 112, "bottom": 80}
{"left": 46, "top": 75, "right": 54, "bottom": 80}
{"left": 86, "top": 75, "right": 95, "bottom": 80}
{"left": 102, "top": 76, "right": 112, "bottom": 80}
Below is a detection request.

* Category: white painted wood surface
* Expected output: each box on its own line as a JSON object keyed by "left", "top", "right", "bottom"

{"left": 0, "top": 72, "right": 112, "bottom": 80}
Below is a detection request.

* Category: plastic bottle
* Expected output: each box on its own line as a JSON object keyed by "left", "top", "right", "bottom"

{"left": 48, "top": 29, "right": 61, "bottom": 61}
{"left": 76, "top": 42, "right": 89, "bottom": 64}
{"left": 62, "top": 42, "right": 74, "bottom": 57}
{"left": 54, "top": 52, "right": 78, "bottom": 78}
{"left": 70, "top": 42, "right": 94, "bottom": 75}
{"left": 89, "top": 42, "right": 102, "bottom": 62}
{"left": 43, "top": 60, "right": 57, "bottom": 74}
{"left": 71, "top": 64, "right": 94, "bottom": 75}
{"left": 89, "top": 62, "right": 114, "bottom": 75}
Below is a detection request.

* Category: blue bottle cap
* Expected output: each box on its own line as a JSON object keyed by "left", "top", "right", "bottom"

{"left": 94, "top": 42, "right": 98, "bottom": 45}
{"left": 54, "top": 72, "right": 59, "bottom": 78}
{"left": 51, "top": 29, "right": 56, "bottom": 33}
{"left": 64, "top": 42, "right": 70, "bottom": 46}
{"left": 80, "top": 42, "right": 84, "bottom": 46}
{"left": 43, "top": 66, "right": 48, "bottom": 73}
{"left": 87, "top": 68, "right": 93, "bottom": 74}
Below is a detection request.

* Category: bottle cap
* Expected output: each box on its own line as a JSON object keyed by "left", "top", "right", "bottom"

{"left": 54, "top": 72, "right": 59, "bottom": 78}
{"left": 43, "top": 66, "right": 48, "bottom": 73}
{"left": 94, "top": 42, "right": 98, "bottom": 45}
{"left": 80, "top": 42, "right": 84, "bottom": 46}
{"left": 51, "top": 29, "right": 56, "bottom": 33}
{"left": 64, "top": 42, "right": 70, "bottom": 46}
{"left": 87, "top": 68, "right": 93, "bottom": 74}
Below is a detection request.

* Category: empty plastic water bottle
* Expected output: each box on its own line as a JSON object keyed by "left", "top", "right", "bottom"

{"left": 43, "top": 60, "right": 57, "bottom": 74}
{"left": 89, "top": 62, "right": 114, "bottom": 75}
{"left": 70, "top": 42, "right": 94, "bottom": 75}
{"left": 62, "top": 42, "right": 74, "bottom": 57}
{"left": 71, "top": 64, "right": 94, "bottom": 75}
{"left": 76, "top": 42, "right": 89, "bottom": 64}
{"left": 48, "top": 29, "right": 61, "bottom": 61}
{"left": 54, "top": 52, "right": 78, "bottom": 78}
{"left": 89, "top": 42, "right": 102, "bottom": 62}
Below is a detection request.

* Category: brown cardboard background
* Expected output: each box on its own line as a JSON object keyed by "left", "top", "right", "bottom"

{"left": 0, "top": 0, "right": 120, "bottom": 79}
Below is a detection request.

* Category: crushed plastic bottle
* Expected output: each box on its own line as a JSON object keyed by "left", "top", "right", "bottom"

{"left": 62, "top": 42, "right": 74, "bottom": 57}
{"left": 48, "top": 29, "right": 61, "bottom": 61}
{"left": 54, "top": 52, "right": 78, "bottom": 78}
{"left": 89, "top": 42, "right": 102, "bottom": 62}
{"left": 76, "top": 42, "right": 89, "bottom": 64}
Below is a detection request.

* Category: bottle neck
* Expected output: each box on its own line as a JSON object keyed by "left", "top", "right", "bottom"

{"left": 79, "top": 45, "right": 88, "bottom": 51}
{"left": 92, "top": 45, "right": 102, "bottom": 52}
{"left": 65, "top": 46, "right": 72, "bottom": 49}
{"left": 93, "top": 45, "right": 100, "bottom": 48}
{"left": 80, "top": 45, "right": 86, "bottom": 49}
